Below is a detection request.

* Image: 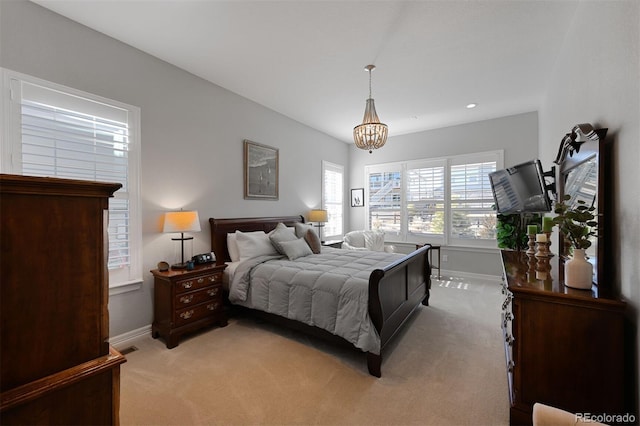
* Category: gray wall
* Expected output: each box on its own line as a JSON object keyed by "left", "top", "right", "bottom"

{"left": 538, "top": 0, "right": 639, "bottom": 411}
{"left": 0, "top": 0, "right": 350, "bottom": 337}
{"left": 349, "top": 112, "right": 539, "bottom": 277}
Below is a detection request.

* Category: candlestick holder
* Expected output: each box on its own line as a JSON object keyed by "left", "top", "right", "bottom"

{"left": 544, "top": 231, "right": 554, "bottom": 257}
{"left": 535, "top": 241, "right": 549, "bottom": 258}
{"left": 526, "top": 234, "right": 536, "bottom": 256}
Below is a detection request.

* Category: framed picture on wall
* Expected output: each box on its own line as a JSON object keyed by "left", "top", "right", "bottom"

{"left": 351, "top": 188, "right": 364, "bottom": 207}
{"left": 244, "top": 140, "right": 279, "bottom": 200}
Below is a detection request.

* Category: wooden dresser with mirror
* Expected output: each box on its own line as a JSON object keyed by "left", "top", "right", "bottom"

{"left": 500, "top": 125, "right": 633, "bottom": 425}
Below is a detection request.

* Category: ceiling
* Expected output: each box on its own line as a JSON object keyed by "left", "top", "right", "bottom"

{"left": 32, "top": 0, "right": 580, "bottom": 144}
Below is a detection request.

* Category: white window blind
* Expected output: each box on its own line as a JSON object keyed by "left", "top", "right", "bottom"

{"left": 367, "top": 167, "right": 402, "bottom": 234}
{"left": 322, "top": 161, "right": 343, "bottom": 238}
{"left": 450, "top": 161, "right": 497, "bottom": 240}
{"left": 365, "top": 150, "right": 502, "bottom": 247}
{"left": 2, "top": 70, "right": 142, "bottom": 287}
{"left": 406, "top": 163, "right": 445, "bottom": 236}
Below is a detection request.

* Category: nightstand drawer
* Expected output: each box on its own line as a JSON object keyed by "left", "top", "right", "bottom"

{"left": 175, "top": 272, "right": 222, "bottom": 294}
{"left": 174, "top": 285, "right": 222, "bottom": 307}
{"left": 175, "top": 300, "right": 223, "bottom": 326}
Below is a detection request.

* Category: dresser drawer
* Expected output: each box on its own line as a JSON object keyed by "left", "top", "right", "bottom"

{"left": 174, "top": 284, "right": 222, "bottom": 308}
{"left": 175, "top": 272, "right": 222, "bottom": 294}
{"left": 174, "top": 300, "right": 223, "bottom": 327}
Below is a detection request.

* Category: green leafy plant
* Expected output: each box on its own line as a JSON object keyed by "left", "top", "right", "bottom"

{"left": 552, "top": 194, "right": 597, "bottom": 250}
{"left": 495, "top": 210, "right": 541, "bottom": 250}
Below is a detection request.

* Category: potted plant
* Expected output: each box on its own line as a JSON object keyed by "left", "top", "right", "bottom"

{"left": 494, "top": 207, "right": 541, "bottom": 251}
{"left": 552, "top": 194, "right": 597, "bottom": 289}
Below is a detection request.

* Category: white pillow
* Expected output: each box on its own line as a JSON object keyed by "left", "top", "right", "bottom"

{"left": 227, "top": 233, "right": 240, "bottom": 262}
{"left": 279, "top": 237, "right": 313, "bottom": 260}
{"left": 235, "top": 230, "right": 279, "bottom": 261}
{"left": 294, "top": 222, "right": 316, "bottom": 238}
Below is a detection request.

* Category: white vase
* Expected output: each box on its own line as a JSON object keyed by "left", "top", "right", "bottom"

{"left": 564, "top": 248, "right": 593, "bottom": 289}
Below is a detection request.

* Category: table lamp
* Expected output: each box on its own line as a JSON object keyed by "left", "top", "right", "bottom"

{"left": 308, "top": 209, "right": 328, "bottom": 242}
{"left": 163, "top": 210, "right": 201, "bottom": 269}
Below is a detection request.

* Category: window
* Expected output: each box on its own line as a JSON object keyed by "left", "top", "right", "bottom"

{"left": 321, "top": 161, "right": 343, "bottom": 239}
{"left": 365, "top": 151, "right": 502, "bottom": 247}
{"left": 2, "top": 69, "right": 142, "bottom": 287}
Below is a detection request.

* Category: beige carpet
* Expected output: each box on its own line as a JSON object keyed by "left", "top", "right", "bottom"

{"left": 119, "top": 276, "right": 509, "bottom": 426}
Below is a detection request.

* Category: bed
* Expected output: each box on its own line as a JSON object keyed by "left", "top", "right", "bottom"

{"left": 209, "top": 215, "right": 431, "bottom": 377}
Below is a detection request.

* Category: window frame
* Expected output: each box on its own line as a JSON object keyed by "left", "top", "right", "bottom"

{"left": 1, "top": 68, "right": 142, "bottom": 288}
{"left": 365, "top": 150, "right": 503, "bottom": 248}
{"left": 321, "top": 160, "right": 344, "bottom": 240}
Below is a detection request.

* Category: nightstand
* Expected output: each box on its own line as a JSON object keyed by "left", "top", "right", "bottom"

{"left": 151, "top": 263, "right": 227, "bottom": 348}
{"left": 322, "top": 240, "right": 343, "bottom": 248}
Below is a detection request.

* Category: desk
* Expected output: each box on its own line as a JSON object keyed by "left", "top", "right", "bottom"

{"left": 416, "top": 244, "right": 441, "bottom": 280}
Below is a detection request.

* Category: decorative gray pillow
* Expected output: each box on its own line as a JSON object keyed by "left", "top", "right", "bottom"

{"left": 279, "top": 237, "right": 313, "bottom": 260}
{"left": 269, "top": 223, "right": 298, "bottom": 254}
{"left": 304, "top": 229, "right": 322, "bottom": 254}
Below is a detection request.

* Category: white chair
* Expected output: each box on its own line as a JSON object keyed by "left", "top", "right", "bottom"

{"left": 342, "top": 230, "right": 395, "bottom": 253}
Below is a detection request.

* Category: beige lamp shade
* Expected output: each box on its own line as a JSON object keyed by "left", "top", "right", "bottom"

{"left": 308, "top": 209, "right": 328, "bottom": 223}
{"left": 163, "top": 210, "right": 201, "bottom": 233}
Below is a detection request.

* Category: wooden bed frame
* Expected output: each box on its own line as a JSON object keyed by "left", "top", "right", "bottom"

{"left": 209, "top": 215, "right": 431, "bottom": 377}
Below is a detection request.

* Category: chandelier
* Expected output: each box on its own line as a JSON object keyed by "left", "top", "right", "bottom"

{"left": 353, "top": 64, "right": 388, "bottom": 153}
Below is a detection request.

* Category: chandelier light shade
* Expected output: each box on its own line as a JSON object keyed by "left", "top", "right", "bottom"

{"left": 354, "top": 64, "right": 388, "bottom": 153}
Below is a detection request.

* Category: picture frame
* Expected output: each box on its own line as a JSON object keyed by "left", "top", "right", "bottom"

{"left": 244, "top": 140, "right": 279, "bottom": 200}
{"left": 351, "top": 188, "right": 364, "bottom": 207}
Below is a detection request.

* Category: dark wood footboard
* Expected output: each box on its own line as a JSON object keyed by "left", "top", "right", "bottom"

{"left": 367, "top": 244, "right": 431, "bottom": 377}
{"left": 209, "top": 216, "right": 431, "bottom": 378}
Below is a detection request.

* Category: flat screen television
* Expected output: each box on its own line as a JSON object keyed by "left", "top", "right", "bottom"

{"left": 488, "top": 159, "right": 552, "bottom": 215}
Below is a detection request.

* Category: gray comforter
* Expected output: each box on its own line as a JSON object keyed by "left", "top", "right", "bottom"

{"left": 229, "top": 248, "right": 405, "bottom": 354}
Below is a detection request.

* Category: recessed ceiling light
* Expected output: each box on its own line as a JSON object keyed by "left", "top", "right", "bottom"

{"left": 466, "top": 103, "right": 477, "bottom": 109}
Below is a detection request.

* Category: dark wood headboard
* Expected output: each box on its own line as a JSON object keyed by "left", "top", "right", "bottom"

{"left": 208, "top": 215, "right": 305, "bottom": 265}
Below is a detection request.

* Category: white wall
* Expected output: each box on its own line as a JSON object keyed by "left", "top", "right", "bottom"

{"left": 0, "top": 0, "right": 349, "bottom": 337}
{"left": 539, "top": 0, "right": 639, "bottom": 412}
{"left": 349, "top": 112, "right": 539, "bottom": 277}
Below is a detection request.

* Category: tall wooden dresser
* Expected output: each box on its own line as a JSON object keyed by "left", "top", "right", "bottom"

{"left": 0, "top": 174, "right": 126, "bottom": 425}
{"left": 500, "top": 250, "right": 630, "bottom": 425}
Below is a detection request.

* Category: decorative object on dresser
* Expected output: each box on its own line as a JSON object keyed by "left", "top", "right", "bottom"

{"left": 163, "top": 210, "right": 201, "bottom": 269}
{"left": 308, "top": 209, "right": 328, "bottom": 242}
{"left": 552, "top": 194, "right": 597, "bottom": 289}
{"left": 244, "top": 140, "right": 278, "bottom": 200}
{"left": 0, "top": 174, "right": 126, "bottom": 425}
{"left": 152, "top": 263, "right": 227, "bottom": 349}
{"left": 209, "top": 216, "right": 431, "bottom": 377}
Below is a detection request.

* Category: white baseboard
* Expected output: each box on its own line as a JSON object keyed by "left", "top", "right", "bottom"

{"left": 109, "top": 325, "right": 151, "bottom": 350}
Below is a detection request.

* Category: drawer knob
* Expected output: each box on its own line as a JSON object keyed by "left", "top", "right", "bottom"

{"left": 180, "top": 310, "right": 194, "bottom": 320}
{"left": 207, "top": 302, "right": 219, "bottom": 311}
{"left": 182, "top": 281, "right": 193, "bottom": 289}
{"left": 207, "top": 288, "right": 219, "bottom": 297}
{"left": 197, "top": 278, "right": 204, "bottom": 284}
{"left": 208, "top": 276, "right": 217, "bottom": 282}
{"left": 179, "top": 295, "right": 194, "bottom": 304}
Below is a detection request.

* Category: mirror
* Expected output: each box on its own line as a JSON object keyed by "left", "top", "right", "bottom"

{"left": 554, "top": 124, "right": 609, "bottom": 290}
